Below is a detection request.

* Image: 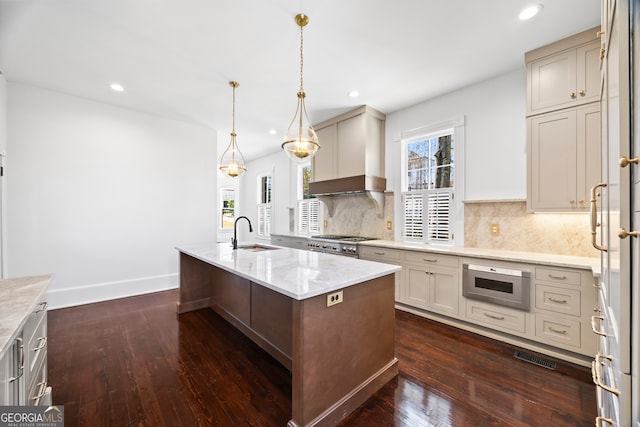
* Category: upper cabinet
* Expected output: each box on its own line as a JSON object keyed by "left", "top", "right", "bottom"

{"left": 528, "top": 103, "right": 601, "bottom": 211}
{"left": 311, "top": 106, "right": 385, "bottom": 182}
{"left": 526, "top": 27, "right": 601, "bottom": 116}
{"left": 526, "top": 27, "right": 602, "bottom": 212}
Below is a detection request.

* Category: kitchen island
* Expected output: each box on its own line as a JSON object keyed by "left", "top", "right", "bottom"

{"left": 176, "top": 243, "right": 400, "bottom": 427}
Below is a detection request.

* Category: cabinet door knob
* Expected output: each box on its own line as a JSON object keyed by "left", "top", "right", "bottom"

{"left": 618, "top": 228, "right": 640, "bottom": 239}
{"left": 619, "top": 156, "right": 639, "bottom": 167}
{"left": 569, "top": 199, "right": 576, "bottom": 204}
{"left": 570, "top": 92, "right": 576, "bottom": 99}
{"left": 579, "top": 90, "right": 586, "bottom": 96}
{"left": 597, "top": 30, "right": 605, "bottom": 38}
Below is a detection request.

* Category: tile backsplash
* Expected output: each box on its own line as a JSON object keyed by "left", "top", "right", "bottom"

{"left": 322, "top": 192, "right": 394, "bottom": 240}
{"left": 319, "top": 195, "right": 598, "bottom": 258}
{"left": 464, "top": 200, "right": 598, "bottom": 257}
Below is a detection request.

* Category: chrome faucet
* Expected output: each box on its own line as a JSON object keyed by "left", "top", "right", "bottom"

{"left": 232, "top": 216, "right": 253, "bottom": 249}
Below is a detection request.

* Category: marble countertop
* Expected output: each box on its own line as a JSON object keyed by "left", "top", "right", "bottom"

{"left": 360, "top": 240, "right": 600, "bottom": 271}
{"left": 177, "top": 243, "right": 400, "bottom": 300}
{"left": 0, "top": 275, "right": 52, "bottom": 359}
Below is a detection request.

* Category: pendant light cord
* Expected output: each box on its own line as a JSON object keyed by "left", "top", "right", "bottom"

{"left": 299, "top": 23, "right": 304, "bottom": 92}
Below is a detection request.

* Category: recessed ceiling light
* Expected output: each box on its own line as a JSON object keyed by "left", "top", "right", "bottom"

{"left": 110, "top": 83, "right": 124, "bottom": 92}
{"left": 269, "top": 129, "right": 277, "bottom": 135}
{"left": 519, "top": 4, "right": 543, "bottom": 20}
{"left": 348, "top": 90, "right": 359, "bottom": 98}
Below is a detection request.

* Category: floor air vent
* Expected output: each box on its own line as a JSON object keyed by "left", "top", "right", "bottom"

{"left": 513, "top": 350, "right": 557, "bottom": 370}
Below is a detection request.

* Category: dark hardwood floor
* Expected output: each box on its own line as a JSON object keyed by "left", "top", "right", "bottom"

{"left": 47, "top": 290, "right": 596, "bottom": 426}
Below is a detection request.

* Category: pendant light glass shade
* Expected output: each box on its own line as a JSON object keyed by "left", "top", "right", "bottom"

{"left": 219, "top": 81, "right": 247, "bottom": 178}
{"left": 282, "top": 14, "right": 320, "bottom": 162}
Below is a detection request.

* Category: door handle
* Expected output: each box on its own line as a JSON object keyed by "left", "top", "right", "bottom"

{"left": 590, "top": 183, "right": 608, "bottom": 252}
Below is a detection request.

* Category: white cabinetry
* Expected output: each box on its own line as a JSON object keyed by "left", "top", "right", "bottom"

{"left": 528, "top": 104, "right": 601, "bottom": 211}
{"left": 311, "top": 106, "right": 385, "bottom": 182}
{"left": 23, "top": 299, "right": 48, "bottom": 405}
{"left": 526, "top": 27, "right": 602, "bottom": 212}
{"left": 270, "top": 234, "right": 308, "bottom": 250}
{"left": 359, "top": 246, "right": 403, "bottom": 301}
{"left": 361, "top": 243, "right": 598, "bottom": 365}
{"left": 526, "top": 33, "right": 601, "bottom": 115}
{"left": 0, "top": 276, "right": 51, "bottom": 406}
{"left": 533, "top": 266, "right": 596, "bottom": 355}
{"left": 0, "top": 336, "right": 21, "bottom": 405}
{"left": 404, "top": 252, "right": 459, "bottom": 317}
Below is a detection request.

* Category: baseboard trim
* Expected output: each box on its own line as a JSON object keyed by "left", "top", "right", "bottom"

{"left": 46, "top": 273, "right": 178, "bottom": 309}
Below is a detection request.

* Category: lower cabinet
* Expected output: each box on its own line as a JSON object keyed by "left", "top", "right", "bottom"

{"left": 0, "top": 336, "right": 20, "bottom": 405}
{"left": 0, "top": 299, "right": 49, "bottom": 406}
{"left": 270, "top": 234, "right": 309, "bottom": 250}
{"left": 23, "top": 300, "right": 48, "bottom": 405}
{"left": 359, "top": 246, "right": 403, "bottom": 301}
{"left": 360, "top": 244, "right": 597, "bottom": 364}
{"left": 405, "top": 261, "right": 459, "bottom": 317}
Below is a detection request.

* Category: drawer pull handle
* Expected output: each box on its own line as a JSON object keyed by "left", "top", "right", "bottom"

{"left": 33, "top": 337, "right": 47, "bottom": 351}
{"left": 374, "top": 251, "right": 386, "bottom": 255}
{"left": 595, "top": 416, "right": 613, "bottom": 426}
{"left": 548, "top": 327, "right": 567, "bottom": 335}
{"left": 548, "top": 274, "right": 567, "bottom": 280}
{"left": 591, "top": 315, "right": 607, "bottom": 336}
{"left": 483, "top": 313, "right": 504, "bottom": 321}
{"left": 548, "top": 297, "right": 568, "bottom": 304}
{"left": 423, "top": 258, "right": 438, "bottom": 262}
{"left": 32, "top": 381, "right": 48, "bottom": 402}
{"left": 9, "top": 338, "right": 24, "bottom": 382}
{"left": 591, "top": 354, "right": 620, "bottom": 396}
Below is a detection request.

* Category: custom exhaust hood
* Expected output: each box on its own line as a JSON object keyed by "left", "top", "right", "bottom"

{"left": 308, "top": 106, "right": 386, "bottom": 216}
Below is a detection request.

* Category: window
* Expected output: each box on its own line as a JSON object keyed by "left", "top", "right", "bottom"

{"left": 220, "top": 188, "right": 235, "bottom": 229}
{"left": 402, "top": 127, "right": 455, "bottom": 243}
{"left": 297, "top": 164, "right": 321, "bottom": 234}
{"left": 257, "top": 174, "right": 272, "bottom": 237}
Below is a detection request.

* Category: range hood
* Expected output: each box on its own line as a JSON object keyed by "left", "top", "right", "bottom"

{"left": 309, "top": 105, "right": 387, "bottom": 217}
{"left": 309, "top": 175, "right": 386, "bottom": 217}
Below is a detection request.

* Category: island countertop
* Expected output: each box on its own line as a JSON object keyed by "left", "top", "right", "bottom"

{"left": 177, "top": 243, "right": 400, "bottom": 300}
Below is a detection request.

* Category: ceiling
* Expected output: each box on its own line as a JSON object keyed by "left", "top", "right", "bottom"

{"left": 0, "top": 0, "right": 600, "bottom": 161}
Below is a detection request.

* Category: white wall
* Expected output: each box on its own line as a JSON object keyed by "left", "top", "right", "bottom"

{"left": 7, "top": 83, "right": 217, "bottom": 308}
{"left": 237, "top": 150, "right": 293, "bottom": 242}
{"left": 385, "top": 69, "right": 527, "bottom": 240}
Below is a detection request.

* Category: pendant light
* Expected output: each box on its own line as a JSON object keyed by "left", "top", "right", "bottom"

{"left": 282, "top": 13, "right": 320, "bottom": 162}
{"left": 219, "top": 81, "right": 247, "bottom": 178}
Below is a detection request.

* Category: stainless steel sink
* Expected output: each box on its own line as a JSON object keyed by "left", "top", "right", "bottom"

{"left": 236, "top": 244, "right": 280, "bottom": 252}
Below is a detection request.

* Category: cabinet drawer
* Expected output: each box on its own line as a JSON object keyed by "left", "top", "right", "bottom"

{"left": 359, "top": 246, "right": 402, "bottom": 261}
{"left": 535, "top": 267, "right": 581, "bottom": 286}
{"left": 24, "top": 301, "right": 47, "bottom": 392}
{"left": 465, "top": 300, "right": 526, "bottom": 334}
{"left": 535, "top": 314, "right": 581, "bottom": 348}
{"left": 535, "top": 284, "right": 581, "bottom": 316}
{"left": 404, "top": 251, "right": 458, "bottom": 268}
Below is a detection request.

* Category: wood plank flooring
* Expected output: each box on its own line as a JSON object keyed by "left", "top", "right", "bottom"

{"left": 47, "top": 290, "right": 596, "bottom": 426}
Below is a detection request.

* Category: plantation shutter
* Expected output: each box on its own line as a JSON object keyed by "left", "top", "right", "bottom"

{"left": 426, "top": 190, "right": 452, "bottom": 242}
{"left": 403, "top": 192, "right": 424, "bottom": 240}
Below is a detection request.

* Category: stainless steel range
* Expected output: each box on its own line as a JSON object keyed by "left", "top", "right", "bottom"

{"left": 307, "top": 235, "right": 377, "bottom": 257}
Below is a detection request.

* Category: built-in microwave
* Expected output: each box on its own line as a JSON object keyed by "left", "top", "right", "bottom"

{"left": 462, "top": 264, "right": 531, "bottom": 311}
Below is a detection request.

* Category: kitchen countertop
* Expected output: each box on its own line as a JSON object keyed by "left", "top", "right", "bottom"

{"left": 0, "top": 274, "right": 52, "bottom": 358}
{"left": 360, "top": 240, "right": 600, "bottom": 272}
{"left": 177, "top": 243, "right": 401, "bottom": 300}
